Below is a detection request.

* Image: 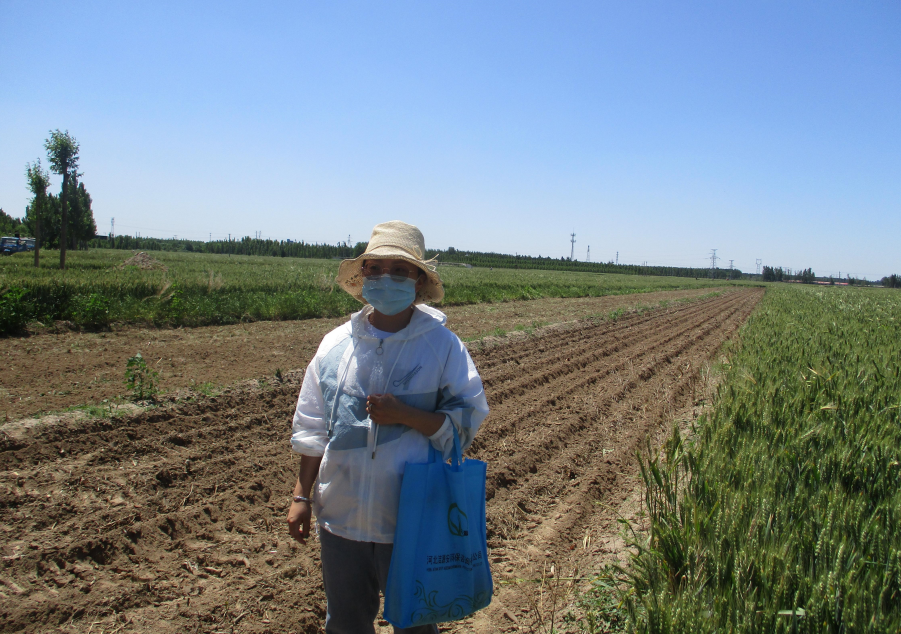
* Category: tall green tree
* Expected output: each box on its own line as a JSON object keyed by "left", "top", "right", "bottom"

{"left": 28, "top": 177, "right": 96, "bottom": 250}
{"left": 44, "top": 130, "right": 80, "bottom": 269}
{"left": 25, "top": 159, "right": 51, "bottom": 267}
{"left": 68, "top": 180, "right": 96, "bottom": 248}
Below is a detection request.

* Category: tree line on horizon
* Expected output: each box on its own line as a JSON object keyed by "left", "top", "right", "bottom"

{"left": 88, "top": 234, "right": 747, "bottom": 280}
{"left": 761, "top": 265, "right": 900, "bottom": 288}
{"left": 89, "top": 234, "right": 363, "bottom": 260}
{"left": 762, "top": 265, "right": 816, "bottom": 283}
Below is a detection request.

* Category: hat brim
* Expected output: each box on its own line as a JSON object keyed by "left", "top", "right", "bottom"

{"left": 336, "top": 248, "right": 444, "bottom": 305}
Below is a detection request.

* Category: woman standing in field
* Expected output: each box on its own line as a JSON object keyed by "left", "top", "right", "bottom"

{"left": 286, "top": 221, "right": 489, "bottom": 634}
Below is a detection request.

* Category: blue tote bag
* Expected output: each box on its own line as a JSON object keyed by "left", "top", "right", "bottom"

{"left": 384, "top": 428, "right": 493, "bottom": 628}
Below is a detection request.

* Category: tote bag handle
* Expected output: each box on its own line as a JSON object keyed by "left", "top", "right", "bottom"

{"left": 428, "top": 423, "right": 463, "bottom": 470}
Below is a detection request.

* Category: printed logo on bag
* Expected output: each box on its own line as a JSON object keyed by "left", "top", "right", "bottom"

{"left": 447, "top": 503, "right": 469, "bottom": 537}
{"left": 425, "top": 549, "right": 484, "bottom": 571}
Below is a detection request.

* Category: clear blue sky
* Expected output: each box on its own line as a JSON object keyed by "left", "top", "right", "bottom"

{"left": 1, "top": 1, "right": 899, "bottom": 278}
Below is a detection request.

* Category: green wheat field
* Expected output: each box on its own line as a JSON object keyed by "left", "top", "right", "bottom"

{"left": 596, "top": 285, "right": 901, "bottom": 633}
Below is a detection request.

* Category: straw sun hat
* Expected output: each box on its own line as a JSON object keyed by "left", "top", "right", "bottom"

{"left": 336, "top": 221, "right": 444, "bottom": 304}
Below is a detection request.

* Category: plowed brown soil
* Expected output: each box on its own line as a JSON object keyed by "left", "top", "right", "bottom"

{"left": 1, "top": 288, "right": 719, "bottom": 421}
{"left": 0, "top": 288, "right": 762, "bottom": 633}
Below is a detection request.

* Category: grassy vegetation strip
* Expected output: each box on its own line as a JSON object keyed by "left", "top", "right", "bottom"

{"left": 0, "top": 249, "right": 731, "bottom": 334}
{"left": 610, "top": 285, "right": 901, "bottom": 633}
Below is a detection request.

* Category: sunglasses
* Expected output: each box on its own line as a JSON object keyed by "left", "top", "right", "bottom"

{"left": 361, "top": 263, "right": 422, "bottom": 281}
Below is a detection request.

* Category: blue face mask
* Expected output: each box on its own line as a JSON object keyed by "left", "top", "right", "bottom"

{"left": 362, "top": 275, "right": 418, "bottom": 316}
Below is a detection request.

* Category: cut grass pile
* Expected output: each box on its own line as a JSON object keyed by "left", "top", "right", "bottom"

{"left": 0, "top": 249, "right": 728, "bottom": 334}
{"left": 604, "top": 285, "right": 901, "bottom": 633}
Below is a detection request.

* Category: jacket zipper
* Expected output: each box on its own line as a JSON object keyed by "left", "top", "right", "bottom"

{"left": 370, "top": 338, "right": 407, "bottom": 459}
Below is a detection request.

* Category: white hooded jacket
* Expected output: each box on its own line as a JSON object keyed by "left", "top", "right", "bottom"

{"left": 290, "top": 304, "right": 489, "bottom": 543}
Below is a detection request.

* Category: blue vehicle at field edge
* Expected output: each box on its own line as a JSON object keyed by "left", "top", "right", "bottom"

{"left": 1, "top": 236, "right": 36, "bottom": 256}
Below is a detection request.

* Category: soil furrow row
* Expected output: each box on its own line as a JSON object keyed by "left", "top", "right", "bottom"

{"left": 479, "top": 292, "right": 752, "bottom": 503}
{"left": 472, "top": 291, "right": 751, "bottom": 457}
{"left": 478, "top": 294, "right": 736, "bottom": 403}
{"left": 486, "top": 290, "right": 758, "bottom": 535}
{"left": 475, "top": 291, "right": 734, "bottom": 376}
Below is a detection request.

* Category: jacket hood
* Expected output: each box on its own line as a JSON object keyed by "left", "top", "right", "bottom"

{"left": 350, "top": 304, "right": 447, "bottom": 341}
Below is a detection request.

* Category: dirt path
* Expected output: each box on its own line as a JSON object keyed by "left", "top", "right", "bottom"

{"left": 1, "top": 288, "right": 719, "bottom": 421}
{"left": 0, "top": 288, "right": 762, "bottom": 633}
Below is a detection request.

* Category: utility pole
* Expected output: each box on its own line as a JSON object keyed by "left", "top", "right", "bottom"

{"left": 570, "top": 233, "right": 576, "bottom": 261}
{"left": 710, "top": 249, "right": 718, "bottom": 279}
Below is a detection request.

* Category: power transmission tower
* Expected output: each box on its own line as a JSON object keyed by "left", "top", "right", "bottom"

{"left": 616, "top": 251, "right": 619, "bottom": 265}
{"left": 110, "top": 217, "right": 115, "bottom": 238}
{"left": 570, "top": 233, "right": 576, "bottom": 261}
{"left": 586, "top": 245, "right": 590, "bottom": 262}
{"left": 756, "top": 258, "right": 762, "bottom": 275}
{"left": 729, "top": 259, "right": 734, "bottom": 280}
{"left": 709, "top": 249, "right": 718, "bottom": 278}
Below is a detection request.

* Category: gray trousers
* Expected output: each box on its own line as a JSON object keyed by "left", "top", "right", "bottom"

{"left": 320, "top": 528, "right": 439, "bottom": 634}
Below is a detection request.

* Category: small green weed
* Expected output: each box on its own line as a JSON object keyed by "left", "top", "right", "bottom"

{"left": 124, "top": 352, "right": 159, "bottom": 401}
{"left": 190, "top": 380, "right": 219, "bottom": 397}
{"left": 79, "top": 404, "right": 110, "bottom": 418}
{"left": 569, "top": 570, "right": 629, "bottom": 633}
